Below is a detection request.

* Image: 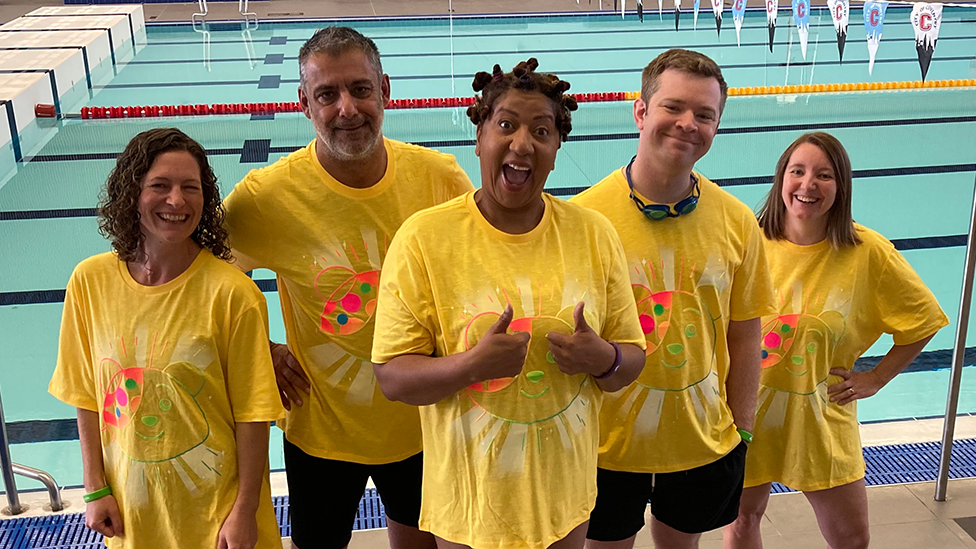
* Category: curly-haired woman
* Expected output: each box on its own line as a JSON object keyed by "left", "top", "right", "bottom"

{"left": 370, "top": 59, "right": 647, "bottom": 549}
{"left": 49, "top": 128, "right": 284, "bottom": 549}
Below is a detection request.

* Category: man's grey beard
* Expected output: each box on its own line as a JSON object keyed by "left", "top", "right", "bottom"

{"left": 314, "top": 117, "right": 384, "bottom": 162}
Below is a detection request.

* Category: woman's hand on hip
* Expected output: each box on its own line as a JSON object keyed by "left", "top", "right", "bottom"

{"left": 828, "top": 368, "right": 885, "bottom": 405}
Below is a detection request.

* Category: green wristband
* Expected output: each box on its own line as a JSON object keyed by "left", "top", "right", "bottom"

{"left": 83, "top": 485, "right": 112, "bottom": 503}
{"left": 737, "top": 429, "right": 753, "bottom": 444}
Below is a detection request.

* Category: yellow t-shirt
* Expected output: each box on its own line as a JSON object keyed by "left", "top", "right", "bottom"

{"left": 744, "top": 225, "right": 948, "bottom": 491}
{"left": 223, "top": 137, "right": 473, "bottom": 464}
{"left": 48, "top": 250, "right": 284, "bottom": 549}
{"left": 371, "top": 192, "right": 646, "bottom": 549}
{"left": 572, "top": 170, "right": 775, "bottom": 473}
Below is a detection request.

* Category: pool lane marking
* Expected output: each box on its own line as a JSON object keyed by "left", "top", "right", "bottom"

{"left": 119, "top": 34, "right": 976, "bottom": 66}
{"left": 140, "top": 12, "right": 973, "bottom": 46}
{"left": 0, "top": 231, "right": 966, "bottom": 306}
{"left": 16, "top": 113, "right": 976, "bottom": 166}
{"left": 9, "top": 347, "right": 976, "bottom": 447}
{"left": 93, "top": 54, "right": 976, "bottom": 90}
{"left": 1, "top": 100, "right": 22, "bottom": 162}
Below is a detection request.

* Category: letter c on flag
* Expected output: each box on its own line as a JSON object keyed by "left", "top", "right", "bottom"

{"left": 870, "top": 7, "right": 879, "bottom": 26}
{"left": 735, "top": 0, "right": 743, "bottom": 9}
{"left": 798, "top": 1, "right": 806, "bottom": 17}
{"left": 768, "top": 0, "right": 775, "bottom": 11}
{"left": 835, "top": 3, "right": 843, "bottom": 19}
{"left": 920, "top": 12, "right": 932, "bottom": 30}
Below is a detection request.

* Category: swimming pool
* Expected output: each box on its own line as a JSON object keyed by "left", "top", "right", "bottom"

{"left": 2, "top": 8, "right": 976, "bottom": 492}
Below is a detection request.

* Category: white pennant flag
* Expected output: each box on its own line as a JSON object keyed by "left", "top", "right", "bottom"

{"left": 828, "top": 0, "right": 850, "bottom": 62}
{"left": 659, "top": 0, "right": 664, "bottom": 20}
{"left": 911, "top": 3, "right": 943, "bottom": 80}
{"left": 766, "top": 0, "right": 778, "bottom": 51}
{"left": 675, "top": 0, "right": 682, "bottom": 30}
{"left": 694, "top": 0, "right": 701, "bottom": 29}
{"left": 712, "top": 0, "right": 724, "bottom": 35}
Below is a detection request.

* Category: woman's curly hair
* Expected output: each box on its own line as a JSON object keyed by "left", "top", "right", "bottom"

{"left": 466, "top": 58, "right": 578, "bottom": 141}
{"left": 97, "top": 128, "right": 231, "bottom": 263}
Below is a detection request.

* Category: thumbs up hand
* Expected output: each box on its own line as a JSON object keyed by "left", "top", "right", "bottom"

{"left": 469, "top": 304, "right": 530, "bottom": 383}
{"left": 546, "top": 302, "right": 616, "bottom": 377}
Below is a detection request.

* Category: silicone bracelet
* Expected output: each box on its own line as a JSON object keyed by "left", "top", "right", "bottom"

{"left": 83, "top": 485, "right": 112, "bottom": 503}
{"left": 737, "top": 429, "right": 754, "bottom": 444}
{"left": 594, "top": 342, "right": 622, "bottom": 380}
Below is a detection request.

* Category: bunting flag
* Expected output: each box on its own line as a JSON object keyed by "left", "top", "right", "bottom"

{"left": 638, "top": 0, "right": 644, "bottom": 21}
{"left": 675, "top": 0, "right": 682, "bottom": 30}
{"left": 659, "top": 0, "right": 664, "bottom": 20}
{"left": 622, "top": 0, "right": 626, "bottom": 19}
{"left": 712, "top": 0, "right": 724, "bottom": 35}
{"left": 828, "top": 0, "right": 850, "bottom": 62}
{"left": 863, "top": 1, "right": 888, "bottom": 75}
{"left": 766, "top": 0, "right": 778, "bottom": 52}
{"left": 732, "top": 0, "right": 746, "bottom": 46}
{"left": 694, "top": 0, "right": 701, "bottom": 29}
{"left": 911, "top": 3, "right": 943, "bottom": 81}
{"left": 792, "top": 0, "right": 810, "bottom": 59}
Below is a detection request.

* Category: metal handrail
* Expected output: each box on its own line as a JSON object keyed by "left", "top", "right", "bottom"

{"left": 240, "top": 0, "right": 258, "bottom": 30}
{"left": 12, "top": 464, "right": 63, "bottom": 512}
{"left": 192, "top": 0, "right": 208, "bottom": 30}
{"left": 0, "top": 390, "right": 63, "bottom": 515}
{"left": 935, "top": 173, "right": 976, "bottom": 502}
{"left": 0, "top": 405, "right": 21, "bottom": 514}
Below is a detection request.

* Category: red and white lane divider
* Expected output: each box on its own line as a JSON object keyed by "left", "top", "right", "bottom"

{"left": 30, "top": 92, "right": 631, "bottom": 120}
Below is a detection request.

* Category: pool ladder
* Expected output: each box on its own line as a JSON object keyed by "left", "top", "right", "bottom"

{"left": 191, "top": 0, "right": 258, "bottom": 29}
{"left": 0, "top": 388, "right": 63, "bottom": 515}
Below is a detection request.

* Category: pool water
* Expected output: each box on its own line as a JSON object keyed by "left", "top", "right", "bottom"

{"left": 1, "top": 8, "right": 976, "bottom": 491}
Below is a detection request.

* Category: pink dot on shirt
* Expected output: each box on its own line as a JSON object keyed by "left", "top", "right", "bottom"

{"left": 639, "top": 314, "right": 655, "bottom": 335}
{"left": 764, "top": 332, "right": 782, "bottom": 349}
{"left": 341, "top": 293, "right": 362, "bottom": 313}
{"left": 115, "top": 387, "right": 128, "bottom": 407}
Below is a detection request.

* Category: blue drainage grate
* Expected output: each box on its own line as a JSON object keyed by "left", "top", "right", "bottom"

{"left": 769, "top": 437, "right": 976, "bottom": 494}
{"left": 0, "top": 488, "right": 386, "bottom": 548}
{"left": 5, "top": 439, "right": 976, "bottom": 547}
{"left": 0, "top": 514, "right": 102, "bottom": 549}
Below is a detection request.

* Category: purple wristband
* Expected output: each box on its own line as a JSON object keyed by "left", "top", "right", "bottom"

{"left": 594, "top": 341, "right": 622, "bottom": 380}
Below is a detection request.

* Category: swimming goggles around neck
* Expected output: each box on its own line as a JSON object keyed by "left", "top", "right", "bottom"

{"left": 624, "top": 155, "right": 700, "bottom": 221}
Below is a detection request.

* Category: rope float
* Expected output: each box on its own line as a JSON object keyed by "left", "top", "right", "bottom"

{"left": 28, "top": 79, "right": 976, "bottom": 120}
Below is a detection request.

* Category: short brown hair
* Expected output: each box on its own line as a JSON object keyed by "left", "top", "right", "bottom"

{"left": 97, "top": 128, "right": 230, "bottom": 263}
{"left": 757, "top": 132, "right": 862, "bottom": 249}
{"left": 467, "top": 58, "right": 578, "bottom": 142}
{"left": 641, "top": 49, "right": 728, "bottom": 114}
